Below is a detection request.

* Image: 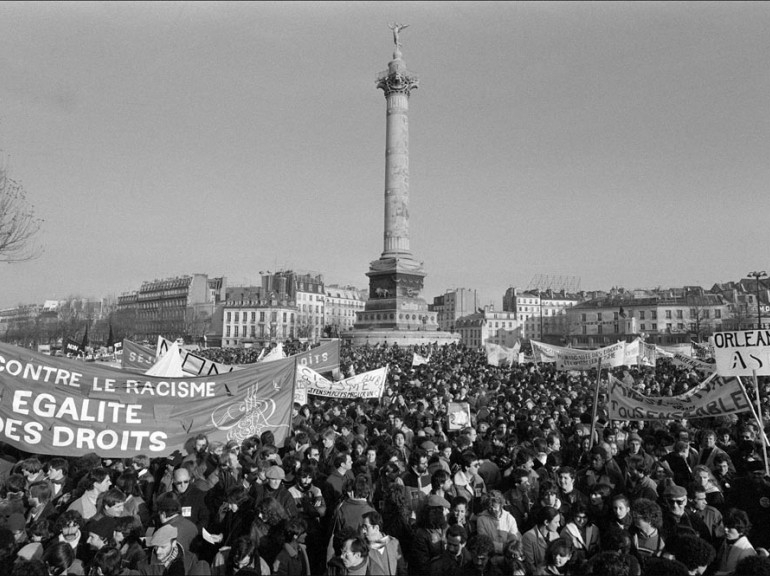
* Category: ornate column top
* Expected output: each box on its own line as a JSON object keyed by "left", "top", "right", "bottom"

{"left": 377, "top": 23, "right": 419, "bottom": 96}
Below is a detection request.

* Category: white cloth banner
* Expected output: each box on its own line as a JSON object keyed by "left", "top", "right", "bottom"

{"left": 640, "top": 342, "right": 657, "bottom": 366}
{"left": 657, "top": 343, "right": 693, "bottom": 357}
{"left": 485, "top": 342, "right": 520, "bottom": 366}
{"left": 623, "top": 339, "right": 641, "bottom": 367}
{"left": 712, "top": 330, "right": 770, "bottom": 377}
{"left": 412, "top": 352, "right": 431, "bottom": 367}
{"left": 554, "top": 342, "right": 627, "bottom": 371}
{"left": 145, "top": 342, "right": 186, "bottom": 377}
{"left": 608, "top": 373, "right": 751, "bottom": 420}
{"left": 156, "top": 336, "right": 236, "bottom": 376}
{"left": 261, "top": 343, "right": 286, "bottom": 363}
{"left": 672, "top": 352, "right": 716, "bottom": 374}
{"left": 304, "top": 365, "right": 388, "bottom": 399}
{"left": 530, "top": 340, "right": 570, "bottom": 363}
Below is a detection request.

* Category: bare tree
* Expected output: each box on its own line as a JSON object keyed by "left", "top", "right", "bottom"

{"left": 0, "top": 165, "right": 43, "bottom": 262}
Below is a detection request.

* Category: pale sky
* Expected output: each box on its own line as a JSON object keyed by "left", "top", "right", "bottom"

{"left": 1, "top": 1, "right": 768, "bottom": 310}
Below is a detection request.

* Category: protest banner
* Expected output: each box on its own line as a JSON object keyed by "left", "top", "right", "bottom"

{"left": 294, "top": 363, "right": 334, "bottom": 405}
{"left": 304, "top": 366, "right": 387, "bottom": 399}
{"left": 65, "top": 339, "right": 80, "bottom": 356}
{"left": 555, "top": 342, "right": 626, "bottom": 371}
{"left": 608, "top": 373, "right": 751, "bottom": 420}
{"left": 447, "top": 402, "right": 471, "bottom": 431}
{"left": 623, "top": 339, "right": 640, "bottom": 367}
{"left": 0, "top": 341, "right": 294, "bottom": 458}
{"left": 121, "top": 340, "right": 157, "bottom": 372}
{"left": 485, "top": 342, "right": 520, "bottom": 366}
{"left": 412, "top": 352, "right": 430, "bottom": 367}
{"left": 530, "top": 341, "right": 566, "bottom": 363}
{"left": 640, "top": 342, "right": 657, "bottom": 367}
{"left": 712, "top": 330, "right": 770, "bottom": 377}
{"left": 155, "top": 337, "right": 340, "bottom": 377}
{"left": 672, "top": 352, "right": 716, "bottom": 374}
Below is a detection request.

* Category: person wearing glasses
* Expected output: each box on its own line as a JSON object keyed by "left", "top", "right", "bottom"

{"left": 170, "top": 467, "right": 209, "bottom": 529}
{"left": 660, "top": 484, "right": 710, "bottom": 544}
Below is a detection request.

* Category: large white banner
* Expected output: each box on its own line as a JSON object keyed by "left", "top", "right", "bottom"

{"left": 530, "top": 341, "right": 569, "bottom": 363}
{"left": 608, "top": 373, "right": 751, "bottom": 420}
{"left": 712, "top": 330, "right": 770, "bottom": 377}
{"left": 623, "top": 339, "right": 640, "bottom": 367}
{"left": 303, "top": 366, "right": 388, "bottom": 399}
{"left": 555, "top": 342, "right": 627, "bottom": 371}
{"left": 672, "top": 352, "right": 716, "bottom": 374}
{"left": 485, "top": 342, "right": 520, "bottom": 366}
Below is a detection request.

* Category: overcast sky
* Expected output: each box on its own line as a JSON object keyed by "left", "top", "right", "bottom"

{"left": 1, "top": 1, "right": 768, "bottom": 310}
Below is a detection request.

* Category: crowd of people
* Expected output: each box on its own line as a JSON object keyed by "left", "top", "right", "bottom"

{"left": 2, "top": 340, "right": 770, "bottom": 576}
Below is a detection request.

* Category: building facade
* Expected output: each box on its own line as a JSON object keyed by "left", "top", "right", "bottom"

{"left": 430, "top": 288, "right": 479, "bottom": 332}
{"left": 503, "top": 288, "right": 581, "bottom": 343}
{"left": 324, "top": 285, "right": 367, "bottom": 337}
{"left": 455, "top": 308, "right": 520, "bottom": 349}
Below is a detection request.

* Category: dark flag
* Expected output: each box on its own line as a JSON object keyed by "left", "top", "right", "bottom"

{"left": 65, "top": 339, "right": 80, "bottom": 355}
{"left": 80, "top": 326, "right": 89, "bottom": 351}
{"left": 619, "top": 306, "right": 627, "bottom": 318}
{"left": 107, "top": 324, "right": 115, "bottom": 348}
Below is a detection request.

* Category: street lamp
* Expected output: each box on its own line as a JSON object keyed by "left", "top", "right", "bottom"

{"left": 749, "top": 271, "right": 767, "bottom": 329}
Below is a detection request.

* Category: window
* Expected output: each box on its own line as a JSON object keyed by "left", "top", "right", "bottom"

{"left": 260, "top": 311, "right": 265, "bottom": 322}
{"left": 652, "top": 323, "right": 657, "bottom": 330}
{"left": 651, "top": 311, "right": 657, "bottom": 320}
{"left": 234, "top": 326, "right": 239, "bottom": 337}
{"left": 704, "top": 310, "right": 710, "bottom": 319}
{"left": 581, "top": 314, "right": 586, "bottom": 321}
{"left": 226, "top": 326, "right": 231, "bottom": 337}
{"left": 640, "top": 311, "right": 645, "bottom": 320}
{"left": 665, "top": 310, "right": 672, "bottom": 319}
{"left": 677, "top": 323, "right": 684, "bottom": 330}
{"left": 676, "top": 310, "right": 683, "bottom": 319}
{"left": 598, "top": 325, "right": 603, "bottom": 334}
{"left": 614, "top": 312, "right": 619, "bottom": 320}
{"left": 715, "top": 310, "right": 721, "bottom": 319}
{"left": 226, "top": 312, "right": 231, "bottom": 321}
{"left": 597, "top": 312, "right": 603, "bottom": 321}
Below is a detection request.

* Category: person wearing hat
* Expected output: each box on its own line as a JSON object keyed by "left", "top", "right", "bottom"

{"left": 289, "top": 461, "right": 327, "bottom": 575}
{"left": 660, "top": 483, "right": 710, "bottom": 544}
{"left": 251, "top": 465, "right": 297, "bottom": 518}
{"left": 86, "top": 516, "right": 116, "bottom": 552}
{"left": 141, "top": 524, "right": 185, "bottom": 575}
{"left": 617, "top": 432, "right": 655, "bottom": 478}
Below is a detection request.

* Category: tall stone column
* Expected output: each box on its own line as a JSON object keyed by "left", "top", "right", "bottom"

{"left": 377, "top": 41, "right": 419, "bottom": 258}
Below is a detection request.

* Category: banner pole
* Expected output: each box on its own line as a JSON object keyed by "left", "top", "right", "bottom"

{"left": 589, "top": 358, "right": 602, "bottom": 450}
{"left": 753, "top": 370, "right": 769, "bottom": 476}
{"left": 737, "top": 376, "right": 764, "bottom": 436}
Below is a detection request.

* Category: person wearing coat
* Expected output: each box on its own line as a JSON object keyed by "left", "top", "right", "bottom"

{"left": 521, "top": 506, "right": 561, "bottom": 574}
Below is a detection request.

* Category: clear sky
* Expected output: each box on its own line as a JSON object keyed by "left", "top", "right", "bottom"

{"left": 1, "top": 1, "right": 768, "bottom": 310}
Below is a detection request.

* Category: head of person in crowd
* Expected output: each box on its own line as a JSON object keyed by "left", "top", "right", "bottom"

{"left": 86, "top": 516, "right": 116, "bottom": 551}
{"left": 149, "top": 524, "right": 178, "bottom": 565}
{"left": 538, "top": 481, "right": 560, "bottom": 509}
{"left": 18, "top": 458, "right": 45, "bottom": 486}
{"left": 589, "top": 445, "right": 610, "bottom": 472}
{"left": 28, "top": 481, "right": 52, "bottom": 511}
{"left": 255, "top": 496, "right": 289, "bottom": 530}
{"left": 449, "top": 496, "right": 469, "bottom": 526}
{"left": 188, "top": 433, "right": 208, "bottom": 457}
{"left": 667, "top": 534, "right": 716, "bottom": 576}
{"left": 734, "top": 556, "right": 770, "bottom": 576}
{"left": 469, "top": 534, "right": 495, "bottom": 573}
{"left": 171, "top": 467, "right": 193, "bottom": 495}
{"left": 54, "top": 510, "right": 84, "bottom": 548}
{"left": 227, "top": 534, "right": 260, "bottom": 574}
{"left": 408, "top": 449, "right": 429, "bottom": 476}
{"left": 664, "top": 484, "right": 689, "bottom": 518}
{"left": 322, "top": 428, "right": 337, "bottom": 451}
{"left": 459, "top": 451, "right": 481, "bottom": 477}
{"left": 264, "top": 465, "right": 286, "bottom": 492}
{"left": 544, "top": 537, "right": 573, "bottom": 571}
{"left": 631, "top": 498, "right": 662, "bottom": 534}
{"left": 626, "top": 454, "right": 650, "bottom": 482}
{"left": 642, "top": 556, "right": 690, "bottom": 576}
{"left": 445, "top": 524, "right": 468, "bottom": 559}
{"left": 155, "top": 492, "right": 182, "bottom": 523}
{"left": 91, "top": 546, "right": 124, "bottom": 576}
{"left": 724, "top": 508, "right": 752, "bottom": 543}
{"left": 535, "top": 506, "right": 561, "bottom": 537}
{"left": 360, "top": 510, "right": 387, "bottom": 544}
{"left": 305, "top": 444, "right": 321, "bottom": 464}
{"left": 99, "top": 488, "right": 127, "bottom": 518}
{"left": 589, "top": 483, "right": 612, "bottom": 512}
{"left": 45, "top": 458, "right": 69, "bottom": 485}
{"left": 41, "top": 541, "right": 75, "bottom": 576}
{"left": 4, "top": 474, "right": 27, "bottom": 501}
{"left": 113, "top": 515, "right": 142, "bottom": 549}
{"left": 226, "top": 486, "right": 251, "bottom": 514}
{"left": 6, "top": 513, "right": 27, "bottom": 546}
{"left": 82, "top": 468, "right": 112, "bottom": 495}
{"left": 610, "top": 494, "right": 630, "bottom": 523}
{"left": 115, "top": 471, "right": 142, "bottom": 501}
{"left": 341, "top": 536, "right": 369, "bottom": 571}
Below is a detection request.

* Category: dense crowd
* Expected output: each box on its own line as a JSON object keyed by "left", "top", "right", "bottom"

{"left": 2, "top": 340, "right": 770, "bottom": 576}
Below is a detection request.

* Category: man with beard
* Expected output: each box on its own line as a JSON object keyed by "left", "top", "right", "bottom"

{"left": 289, "top": 462, "right": 327, "bottom": 575}
{"left": 403, "top": 449, "right": 431, "bottom": 514}
{"left": 183, "top": 433, "right": 217, "bottom": 480}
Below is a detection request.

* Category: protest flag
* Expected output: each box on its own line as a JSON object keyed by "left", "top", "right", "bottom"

{"left": 107, "top": 324, "right": 115, "bottom": 348}
{"left": 80, "top": 326, "right": 89, "bottom": 351}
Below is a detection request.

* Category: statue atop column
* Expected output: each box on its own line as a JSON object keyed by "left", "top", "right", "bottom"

{"left": 389, "top": 22, "right": 409, "bottom": 48}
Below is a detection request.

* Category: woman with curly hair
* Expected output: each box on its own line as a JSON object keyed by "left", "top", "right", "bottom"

{"left": 380, "top": 482, "right": 414, "bottom": 562}
{"left": 250, "top": 496, "right": 289, "bottom": 567}
{"left": 411, "top": 494, "right": 450, "bottom": 574}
